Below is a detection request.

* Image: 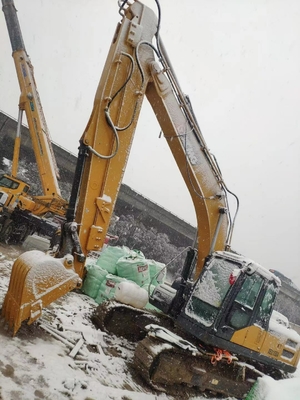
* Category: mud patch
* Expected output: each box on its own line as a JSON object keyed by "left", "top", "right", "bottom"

{"left": 34, "top": 389, "right": 45, "bottom": 398}
{"left": 0, "top": 364, "right": 14, "bottom": 378}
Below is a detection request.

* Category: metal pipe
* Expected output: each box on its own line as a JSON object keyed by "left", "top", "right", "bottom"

{"left": 209, "top": 207, "right": 227, "bottom": 255}
{"left": 11, "top": 108, "right": 23, "bottom": 177}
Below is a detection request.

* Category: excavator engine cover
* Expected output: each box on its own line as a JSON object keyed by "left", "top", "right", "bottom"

{"left": 2, "top": 250, "right": 81, "bottom": 335}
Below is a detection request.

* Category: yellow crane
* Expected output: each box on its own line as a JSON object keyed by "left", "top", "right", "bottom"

{"left": 0, "top": 0, "right": 68, "bottom": 243}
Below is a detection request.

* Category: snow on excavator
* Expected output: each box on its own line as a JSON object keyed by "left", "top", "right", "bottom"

{"left": 2, "top": 0, "right": 300, "bottom": 398}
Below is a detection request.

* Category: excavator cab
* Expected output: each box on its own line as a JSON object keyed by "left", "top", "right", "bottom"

{"left": 151, "top": 249, "right": 300, "bottom": 374}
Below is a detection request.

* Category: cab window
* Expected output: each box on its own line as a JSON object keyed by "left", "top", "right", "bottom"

{"left": 185, "top": 258, "right": 235, "bottom": 327}
{"left": 235, "top": 274, "right": 264, "bottom": 309}
{"left": 228, "top": 274, "right": 264, "bottom": 330}
{"left": 0, "top": 176, "right": 19, "bottom": 189}
{"left": 256, "top": 283, "right": 277, "bottom": 327}
{"left": 11, "top": 181, "right": 19, "bottom": 189}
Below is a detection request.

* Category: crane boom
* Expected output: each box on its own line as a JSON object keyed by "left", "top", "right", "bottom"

{"left": 2, "top": 0, "right": 63, "bottom": 200}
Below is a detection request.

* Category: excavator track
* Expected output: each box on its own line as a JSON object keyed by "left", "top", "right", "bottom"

{"left": 134, "top": 336, "right": 259, "bottom": 398}
{"left": 93, "top": 301, "right": 261, "bottom": 398}
{"left": 92, "top": 300, "right": 174, "bottom": 341}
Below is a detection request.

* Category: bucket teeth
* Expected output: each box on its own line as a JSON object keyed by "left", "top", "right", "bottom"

{"left": 2, "top": 250, "right": 81, "bottom": 335}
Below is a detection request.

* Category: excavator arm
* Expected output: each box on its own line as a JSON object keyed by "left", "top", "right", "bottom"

{"left": 146, "top": 59, "right": 229, "bottom": 275}
{"left": 62, "top": 1, "right": 231, "bottom": 279}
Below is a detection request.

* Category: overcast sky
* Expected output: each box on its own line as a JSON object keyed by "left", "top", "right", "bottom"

{"left": 0, "top": 0, "right": 299, "bottom": 284}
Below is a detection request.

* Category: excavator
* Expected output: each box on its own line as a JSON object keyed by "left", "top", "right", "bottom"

{"left": 0, "top": 0, "right": 68, "bottom": 243}
{"left": 2, "top": 1, "right": 300, "bottom": 398}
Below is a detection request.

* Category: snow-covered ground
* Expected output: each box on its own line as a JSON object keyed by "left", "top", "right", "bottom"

{"left": 0, "top": 243, "right": 300, "bottom": 400}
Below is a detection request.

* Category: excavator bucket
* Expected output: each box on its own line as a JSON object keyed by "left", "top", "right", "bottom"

{"left": 1, "top": 250, "right": 82, "bottom": 335}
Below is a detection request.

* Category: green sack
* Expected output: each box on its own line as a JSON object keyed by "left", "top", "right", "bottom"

{"left": 131, "top": 249, "right": 145, "bottom": 258}
{"left": 95, "top": 274, "right": 127, "bottom": 304}
{"left": 96, "top": 245, "right": 130, "bottom": 274}
{"left": 147, "top": 259, "right": 166, "bottom": 286}
{"left": 116, "top": 252, "right": 150, "bottom": 287}
{"left": 245, "top": 379, "right": 266, "bottom": 400}
{"left": 81, "top": 264, "right": 107, "bottom": 299}
{"left": 142, "top": 283, "right": 156, "bottom": 296}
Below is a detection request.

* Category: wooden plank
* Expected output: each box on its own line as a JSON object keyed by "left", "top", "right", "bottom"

{"left": 69, "top": 338, "right": 85, "bottom": 358}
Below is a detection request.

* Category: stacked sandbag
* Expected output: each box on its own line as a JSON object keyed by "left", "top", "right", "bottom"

{"left": 147, "top": 259, "right": 166, "bottom": 286}
{"left": 142, "top": 283, "right": 156, "bottom": 296}
{"left": 116, "top": 250, "right": 150, "bottom": 287}
{"left": 81, "top": 263, "right": 108, "bottom": 299}
{"left": 81, "top": 245, "right": 166, "bottom": 310}
{"left": 95, "top": 274, "right": 127, "bottom": 304}
{"left": 141, "top": 261, "right": 166, "bottom": 311}
{"left": 96, "top": 245, "right": 130, "bottom": 274}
